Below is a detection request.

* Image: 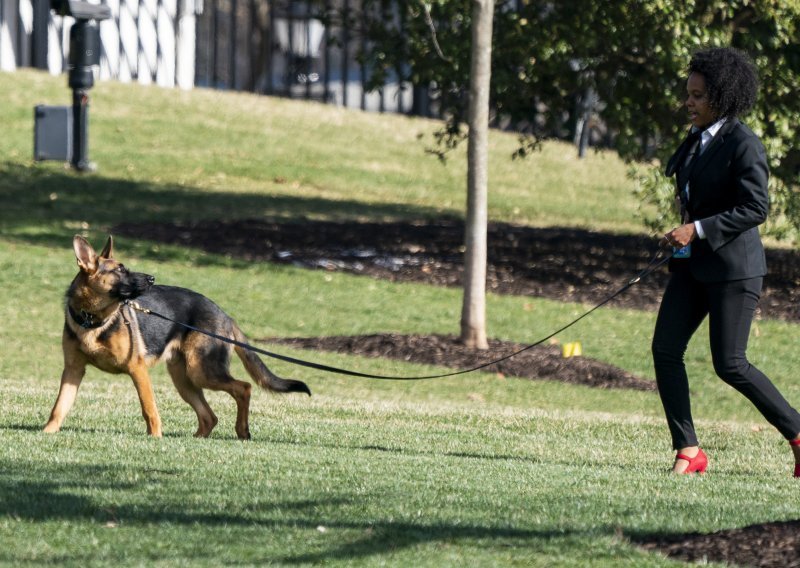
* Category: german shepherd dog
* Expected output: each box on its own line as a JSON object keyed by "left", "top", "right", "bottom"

{"left": 44, "top": 235, "right": 310, "bottom": 439}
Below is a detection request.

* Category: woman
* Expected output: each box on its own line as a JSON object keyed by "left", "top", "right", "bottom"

{"left": 654, "top": 47, "right": 800, "bottom": 475}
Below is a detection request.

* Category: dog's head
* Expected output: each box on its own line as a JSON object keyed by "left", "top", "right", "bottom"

{"left": 73, "top": 235, "right": 155, "bottom": 300}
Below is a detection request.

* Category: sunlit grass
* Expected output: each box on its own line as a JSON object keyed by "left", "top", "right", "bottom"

{"left": 2, "top": 69, "right": 648, "bottom": 234}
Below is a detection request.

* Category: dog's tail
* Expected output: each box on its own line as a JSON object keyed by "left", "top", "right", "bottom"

{"left": 233, "top": 327, "right": 311, "bottom": 396}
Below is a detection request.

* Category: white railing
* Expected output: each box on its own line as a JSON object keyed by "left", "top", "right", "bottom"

{"left": 0, "top": 0, "right": 420, "bottom": 115}
{"left": 0, "top": 0, "right": 198, "bottom": 89}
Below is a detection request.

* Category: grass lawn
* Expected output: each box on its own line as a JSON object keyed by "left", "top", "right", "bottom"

{"left": 1, "top": 70, "right": 799, "bottom": 566}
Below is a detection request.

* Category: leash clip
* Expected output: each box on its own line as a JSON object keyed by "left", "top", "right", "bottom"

{"left": 124, "top": 300, "right": 150, "bottom": 314}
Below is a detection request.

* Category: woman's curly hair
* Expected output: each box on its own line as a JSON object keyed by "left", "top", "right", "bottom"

{"left": 688, "top": 47, "right": 759, "bottom": 119}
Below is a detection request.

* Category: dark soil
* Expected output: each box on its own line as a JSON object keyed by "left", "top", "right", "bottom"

{"left": 113, "top": 217, "right": 800, "bottom": 568}
{"left": 633, "top": 520, "right": 800, "bottom": 568}
{"left": 263, "top": 333, "right": 654, "bottom": 390}
{"left": 114, "top": 217, "right": 800, "bottom": 320}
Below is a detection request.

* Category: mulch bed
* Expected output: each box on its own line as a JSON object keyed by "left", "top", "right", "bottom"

{"left": 113, "top": 217, "right": 800, "bottom": 568}
{"left": 262, "top": 333, "right": 654, "bottom": 390}
{"left": 633, "top": 520, "right": 800, "bottom": 568}
{"left": 113, "top": 217, "right": 800, "bottom": 321}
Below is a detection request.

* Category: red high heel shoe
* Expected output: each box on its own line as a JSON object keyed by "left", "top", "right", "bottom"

{"left": 674, "top": 448, "right": 708, "bottom": 474}
{"left": 790, "top": 439, "right": 800, "bottom": 478}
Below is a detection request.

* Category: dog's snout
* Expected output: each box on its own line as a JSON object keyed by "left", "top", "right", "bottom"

{"left": 146, "top": 275, "right": 155, "bottom": 285}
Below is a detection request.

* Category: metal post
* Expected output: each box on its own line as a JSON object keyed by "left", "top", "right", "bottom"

{"left": 305, "top": 0, "right": 311, "bottom": 100}
{"left": 359, "top": 0, "right": 366, "bottom": 110}
{"left": 341, "top": 0, "right": 349, "bottom": 107}
{"left": 67, "top": 18, "right": 101, "bottom": 171}
{"left": 32, "top": 0, "right": 50, "bottom": 69}
{"left": 323, "top": 0, "right": 330, "bottom": 102}
{"left": 47, "top": 1, "right": 110, "bottom": 171}
{"left": 230, "top": 0, "right": 237, "bottom": 89}
{"left": 71, "top": 88, "right": 92, "bottom": 171}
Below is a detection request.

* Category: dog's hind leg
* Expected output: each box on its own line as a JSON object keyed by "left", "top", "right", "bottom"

{"left": 44, "top": 364, "right": 86, "bottom": 433}
{"left": 200, "top": 374, "right": 251, "bottom": 440}
{"left": 215, "top": 378, "right": 251, "bottom": 440}
{"left": 167, "top": 357, "right": 218, "bottom": 437}
{"left": 128, "top": 364, "right": 163, "bottom": 437}
{"left": 185, "top": 336, "right": 252, "bottom": 440}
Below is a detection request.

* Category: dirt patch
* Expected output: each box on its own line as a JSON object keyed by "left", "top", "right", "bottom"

{"left": 113, "top": 217, "right": 800, "bottom": 321}
{"left": 262, "top": 333, "right": 654, "bottom": 390}
{"left": 633, "top": 520, "right": 800, "bottom": 568}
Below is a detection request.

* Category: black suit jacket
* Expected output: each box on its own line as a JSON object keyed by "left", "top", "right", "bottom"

{"left": 665, "top": 119, "right": 769, "bottom": 282}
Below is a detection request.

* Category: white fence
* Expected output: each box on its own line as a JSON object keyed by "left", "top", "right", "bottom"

{"left": 0, "top": 0, "right": 424, "bottom": 115}
{"left": 0, "top": 0, "right": 198, "bottom": 89}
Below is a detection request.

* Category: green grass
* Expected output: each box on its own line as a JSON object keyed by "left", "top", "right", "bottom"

{"left": 3, "top": 379, "right": 799, "bottom": 567}
{"left": 1, "top": 69, "right": 799, "bottom": 566}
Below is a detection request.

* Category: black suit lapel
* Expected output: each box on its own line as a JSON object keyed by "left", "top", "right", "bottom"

{"left": 675, "top": 135, "right": 701, "bottom": 192}
{"left": 666, "top": 130, "right": 698, "bottom": 178}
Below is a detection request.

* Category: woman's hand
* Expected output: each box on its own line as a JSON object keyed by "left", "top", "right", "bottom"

{"left": 661, "top": 223, "right": 697, "bottom": 248}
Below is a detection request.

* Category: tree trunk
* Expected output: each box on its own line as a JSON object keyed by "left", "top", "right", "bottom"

{"left": 460, "top": 0, "right": 494, "bottom": 350}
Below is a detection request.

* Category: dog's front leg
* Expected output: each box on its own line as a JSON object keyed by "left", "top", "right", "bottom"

{"left": 128, "top": 365, "right": 162, "bottom": 437}
{"left": 44, "top": 364, "right": 86, "bottom": 433}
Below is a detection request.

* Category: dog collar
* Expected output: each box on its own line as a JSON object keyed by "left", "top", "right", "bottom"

{"left": 67, "top": 305, "right": 105, "bottom": 329}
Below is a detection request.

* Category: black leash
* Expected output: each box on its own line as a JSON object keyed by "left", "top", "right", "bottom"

{"left": 125, "top": 248, "right": 672, "bottom": 381}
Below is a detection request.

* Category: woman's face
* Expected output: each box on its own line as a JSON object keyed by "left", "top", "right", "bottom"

{"left": 685, "top": 72, "right": 716, "bottom": 128}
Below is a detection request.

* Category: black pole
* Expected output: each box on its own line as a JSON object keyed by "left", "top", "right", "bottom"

{"left": 286, "top": 3, "right": 294, "bottom": 96}
{"left": 67, "top": 19, "right": 100, "bottom": 172}
{"left": 359, "top": 0, "right": 366, "bottom": 110}
{"left": 305, "top": 0, "right": 312, "bottom": 100}
{"left": 50, "top": 1, "right": 110, "bottom": 172}
{"left": 212, "top": 0, "right": 219, "bottom": 86}
{"left": 341, "top": 0, "right": 349, "bottom": 107}
{"left": 267, "top": 1, "right": 274, "bottom": 94}
{"left": 70, "top": 88, "right": 91, "bottom": 171}
{"left": 32, "top": 0, "right": 50, "bottom": 69}
{"left": 230, "top": 0, "right": 237, "bottom": 89}
{"left": 323, "top": 0, "right": 331, "bottom": 102}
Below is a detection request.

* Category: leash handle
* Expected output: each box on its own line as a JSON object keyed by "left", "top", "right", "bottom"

{"left": 125, "top": 248, "right": 671, "bottom": 381}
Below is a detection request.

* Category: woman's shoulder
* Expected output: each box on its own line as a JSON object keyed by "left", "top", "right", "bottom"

{"left": 726, "top": 119, "right": 760, "bottom": 143}
{"left": 724, "top": 120, "right": 767, "bottom": 164}
{"left": 723, "top": 119, "right": 765, "bottom": 153}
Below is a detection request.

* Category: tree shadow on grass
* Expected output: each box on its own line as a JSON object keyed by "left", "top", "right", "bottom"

{"left": 0, "top": 458, "right": 606, "bottom": 564}
{"left": 0, "top": 161, "right": 454, "bottom": 262}
{"left": 276, "top": 522, "right": 592, "bottom": 565}
{"left": 4, "top": 458, "right": 795, "bottom": 565}
{"left": 0, "top": 461, "right": 138, "bottom": 523}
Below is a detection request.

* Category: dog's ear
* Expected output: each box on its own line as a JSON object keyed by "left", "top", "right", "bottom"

{"left": 73, "top": 235, "right": 98, "bottom": 273}
{"left": 99, "top": 235, "right": 114, "bottom": 259}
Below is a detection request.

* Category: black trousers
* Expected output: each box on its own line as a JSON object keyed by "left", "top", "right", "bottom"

{"left": 652, "top": 269, "right": 800, "bottom": 449}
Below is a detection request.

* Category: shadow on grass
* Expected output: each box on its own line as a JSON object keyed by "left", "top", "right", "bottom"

{"left": 0, "top": 458, "right": 604, "bottom": 564}
{"left": 0, "top": 161, "right": 452, "bottom": 263}
{"left": 277, "top": 522, "right": 587, "bottom": 565}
